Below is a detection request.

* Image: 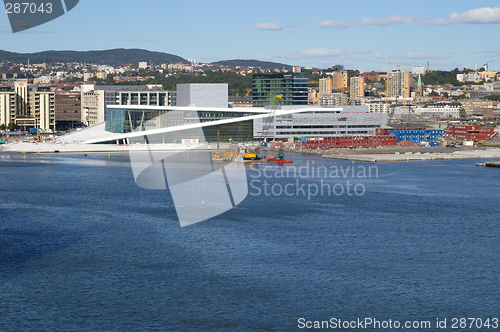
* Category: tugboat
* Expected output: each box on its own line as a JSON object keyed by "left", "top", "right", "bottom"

{"left": 268, "top": 148, "right": 293, "bottom": 164}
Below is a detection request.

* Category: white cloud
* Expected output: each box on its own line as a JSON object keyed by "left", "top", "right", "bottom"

{"left": 121, "top": 38, "right": 154, "bottom": 42}
{"left": 317, "top": 15, "right": 414, "bottom": 28}
{"left": 280, "top": 48, "right": 348, "bottom": 59}
{"left": 386, "top": 15, "right": 415, "bottom": 24}
{"left": 450, "top": 7, "right": 500, "bottom": 24}
{"left": 316, "top": 20, "right": 355, "bottom": 28}
{"left": 255, "top": 23, "right": 282, "bottom": 31}
{"left": 420, "top": 18, "right": 449, "bottom": 25}
{"left": 479, "top": 49, "right": 500, "bottom": 57}
{"left": 360, "top": 15, "right": 415, "bottom": 26}
{"left": 373, "top": 52, "right": 385, "bottom": 59}
{"left": 394, "top": 52, "right": 451, "bottom": 60}
{"left": 252, "top": 54, "right": 273, "bottom": 60}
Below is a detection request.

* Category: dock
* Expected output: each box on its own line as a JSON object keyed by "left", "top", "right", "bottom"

{"left": 475, "top": 161, "right": 500, "bottom": 168}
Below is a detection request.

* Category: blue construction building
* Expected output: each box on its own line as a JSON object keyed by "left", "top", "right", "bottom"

{"left": 389, "top": 129, "right": 444, "bottom": 144}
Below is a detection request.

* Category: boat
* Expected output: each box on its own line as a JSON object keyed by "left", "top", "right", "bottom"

{"left": 267, "top": 148, "right": 293, "bottom": 164}
{"left": 268, "top": 158, "right": 293, "bottom": 164}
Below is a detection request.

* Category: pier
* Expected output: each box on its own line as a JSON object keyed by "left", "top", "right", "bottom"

{"left": 476, "top": 161, "right": 500, "bottom": 168}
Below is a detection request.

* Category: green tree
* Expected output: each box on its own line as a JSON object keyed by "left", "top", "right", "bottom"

{"left": 105, "top": 74, "right": 114, "bottom": 83}
{"left": 7, "top": 122, "right": 20, "bottom": 131}
{"left": 481, "top": 95, "right": 500, "bottom": 101}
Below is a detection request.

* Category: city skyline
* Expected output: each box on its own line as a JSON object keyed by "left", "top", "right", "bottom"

{"left": 1, "top": 0, "right": 500, "bottom": 71}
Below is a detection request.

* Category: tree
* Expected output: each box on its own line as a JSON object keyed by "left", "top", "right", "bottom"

{"left": 347, "top": 70, "right": 360, "bottom": 78}
{"left": 105, "top": 74, "right": 114, "bottom": 83}
{"left": 482, "top": 94, "right": 500, "bottom": 101}
{"left": 7, "top": 122, "right": 19, "bottom": 131}
{"left": 452, "top": 93, "right": 470, "bottom": 100}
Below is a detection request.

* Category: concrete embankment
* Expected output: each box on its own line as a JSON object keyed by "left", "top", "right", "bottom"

{"left": 322, "top": 148, "right": 500, "bottom": 162}
{"left": 0, "top": 142, "right": 227, "bottom": 153}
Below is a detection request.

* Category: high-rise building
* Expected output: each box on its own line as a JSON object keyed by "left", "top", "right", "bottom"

{"left": 330, "top": 71, "right": 349, "bottom": 92}
{"left": 30, "top": 87, "right": 55, "bottom": 130}
{"left": 252, "top": 73, "right": 308, "bottom": 107}
{"left": 55, "top": 92, "right": 82, "bottom": 130}
{"left": 0, "top": 80, "right": 55, "bottom": 130}
{"left": 319, "top": 77, "right": 333, "bottom": 97}
{"left": 350, "top": 76, "right": 365, "bottom": 98}
{"left": 0, "top": 87, "right": 16, "bottom": 127}
{"left": 387, "top": 71, "right": 411, "bottom": 98}
{"left": 340, "top": 71, "right": 349, "bottom": 92}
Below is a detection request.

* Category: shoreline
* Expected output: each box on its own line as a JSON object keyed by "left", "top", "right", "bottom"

{"left": 290, "top": 145, "right": 500, "bottom": 162}
{"left": 0, "top": 142, "right": 229, "bottom": 153}
{"left": 3, "top": 142, "right": 500, "bottom": 163}
{"left": 322, "top": 150, "right": 500, "bottom": 162}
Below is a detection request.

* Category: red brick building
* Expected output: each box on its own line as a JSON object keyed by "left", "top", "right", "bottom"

{"left": 445, "top": 125, "right": 496, "bottom": 141}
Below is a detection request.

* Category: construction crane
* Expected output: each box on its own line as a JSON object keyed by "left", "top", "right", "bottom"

{"left": 261, "top": 94, "right": 282, "bottom": 142}
{"left": 383, "top": 61, "right": 403, "bottom": 70}
{"left": 401, "top": 86, "right": 410, "bottom": 117}
{"left": 384, "top": 75, "right": 390, "bottom": 114}
{"left": 383, "top": 61, "right": 415, "bottom": 72}
{"left": 346, "top": 86, "right": 359, "bottom": 105}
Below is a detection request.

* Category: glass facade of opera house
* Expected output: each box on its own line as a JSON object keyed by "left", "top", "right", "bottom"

{"left": 105, "top": 107, "right": 263, "bottom": 143}
{"left": 104, "top": 106, "right": 388, "bottom": 143}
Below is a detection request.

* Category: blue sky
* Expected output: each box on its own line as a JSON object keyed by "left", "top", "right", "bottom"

{"left": 1, "top": 0, "right": 500, "bottom": 71}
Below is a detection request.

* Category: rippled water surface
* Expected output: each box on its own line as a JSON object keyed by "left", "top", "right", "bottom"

{"left": 1, "top": 152, "right": 499, "bottom": 331}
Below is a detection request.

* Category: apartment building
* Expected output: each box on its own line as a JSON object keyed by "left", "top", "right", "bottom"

{"left": 0, "top": 80, "right": 55, "bottom": 130}
{"left": 350, "top": 76, "right": 365, "bottom": 98}
{"left": 387, "top": 71, "right": 411, "bottom": 98}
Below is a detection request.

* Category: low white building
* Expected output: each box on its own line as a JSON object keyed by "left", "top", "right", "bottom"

{"left": 253, "top": 105, "right": 387, "bottom": 139}
{"left": 415, "top": 101, "right": 462, "bottom": 119}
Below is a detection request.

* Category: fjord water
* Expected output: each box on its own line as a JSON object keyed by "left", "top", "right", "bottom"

{"left": 0, "top": 152, "right": 499, "bottom": 331}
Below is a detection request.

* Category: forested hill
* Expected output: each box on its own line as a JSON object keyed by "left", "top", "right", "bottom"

{"left": 211, "top": 59, "right": 293, "bottom": 70}
{"left": 0, "top": 49, "right": 188, "bottom": 66}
